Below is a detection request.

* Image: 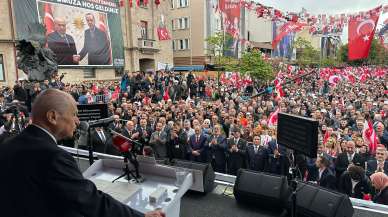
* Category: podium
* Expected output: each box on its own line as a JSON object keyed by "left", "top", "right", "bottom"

{"left": 83, "top": 157, "right": 193, "bottom": 217}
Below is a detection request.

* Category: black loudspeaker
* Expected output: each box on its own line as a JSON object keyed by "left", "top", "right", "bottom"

{"left": 294, "top": 182, "right": 354, "bottom": 217}
{"left": 233, "top": 169, "right": 290, "bottom": 210}
{"left": 172, "top": 159, "right": 215, "bottom": 193}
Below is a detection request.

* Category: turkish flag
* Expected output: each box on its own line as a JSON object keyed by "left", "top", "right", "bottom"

{"left": 348, "top": 7, "right": 381, "bottom": 60}
{"left": 44, "top": 3, "right": 54, "bottom": 36}
{"left": 272, "top": 21, "right": 304, "bottom": 48}
{"left": 268, "top": 107, "right": 280, "bottom": 127}
{"left": 157, "top": 27, "right": 171, "bottom": 40}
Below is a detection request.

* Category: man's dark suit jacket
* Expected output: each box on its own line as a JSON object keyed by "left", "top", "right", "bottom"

{"left": 209, "top": 135, "right": 228, "bottom": 173}
{"left": 335, "top": 152, "right": 363, "bottom": 178}
{"left": 47, "top": 31, "right": 77, "bottom": 65}
{"left": 227, "top": 137, "right": 247, "bottom": 175}
{"left": 318, "top": 168, "right": 337, "bottom": 190}
{"left": 79, "top": 27, "right": 111, "bottom": 65}
{"left": 246, "top": 144, "right": 269, "bottom": 172}
{"left": 188, "top": 134, "right": 208, "bottom": 163}
{"left": 366, "top": 160, "right": 388, "bottom": 177}
{"left": 0, "top": 125, "right": 133, "bottom": 217}
{"left": 167, "top": 129, "right": 188, "bottom": 160}
{"left": 338, "top": 171, "right": 372, "bottom": 199}
{"left": 91, "top": 129, "right": 119, "bottom": 156}
{"left": 267, "top": 140, "right": 289, "bottom": 176}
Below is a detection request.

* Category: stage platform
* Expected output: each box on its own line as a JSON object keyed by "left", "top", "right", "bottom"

{"left": 62, "top": 146, "right": 388, "bottom": 217}
{"left": 181, "top": 186, "right": 280, "bottom": 217}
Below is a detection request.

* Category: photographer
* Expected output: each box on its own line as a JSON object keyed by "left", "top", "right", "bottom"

{"left": 13, "top": 81, "right": 27, "bottom": 102}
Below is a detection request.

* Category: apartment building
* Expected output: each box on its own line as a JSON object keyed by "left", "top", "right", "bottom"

{"left": 170, "top": 0, "right": 222, "bottom": 69}
{"left": 122, "top": 0, "right": 174, "bottom": 72}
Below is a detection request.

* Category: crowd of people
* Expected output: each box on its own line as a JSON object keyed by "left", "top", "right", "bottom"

{"left": 1, "top": 67, "right": 388, "bottom": 205}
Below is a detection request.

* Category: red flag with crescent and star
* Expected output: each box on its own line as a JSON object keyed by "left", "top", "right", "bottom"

{"left": 348, "top": 6, "right": 382, "bottom": 60}
{"left": 44, "top": 3, "right": 54, "bottom": 36}
{"left": 272, "top": 21, "right": 304, "bottom": 48}
{"left": 157, "top": 27, "right": 171, "bottom": 40}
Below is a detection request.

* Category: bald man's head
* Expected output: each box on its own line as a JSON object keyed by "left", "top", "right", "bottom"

{"left": 54, "top": 17, "right": 67, "bottom": 35}
{"left": 32, "top": 89, "right": 79, "bottom": 141}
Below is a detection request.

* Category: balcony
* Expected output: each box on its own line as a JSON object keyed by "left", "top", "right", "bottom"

{"left": 138, "top": 38, "right": 159, "bottom": 54}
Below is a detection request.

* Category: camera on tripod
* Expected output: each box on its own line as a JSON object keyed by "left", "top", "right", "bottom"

{"left": 1, "top": 100, "right": 28, "bottom": 135}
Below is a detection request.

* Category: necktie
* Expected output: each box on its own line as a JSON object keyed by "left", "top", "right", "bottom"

{"left": 62, "top": 34, "right": 70, "bottom": 47}
{"left": 254, "top": 146, "right": 258, "bottom": 154}
{"left": 99, "top": 131, "right": 106, "bottom": 143}
{"left": 196, "top": 136, "right": 199, "bottom": 143}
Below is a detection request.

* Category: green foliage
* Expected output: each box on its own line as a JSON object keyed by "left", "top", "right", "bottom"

{"left": 338, "top": 38, "right": 387, "bottom": 66}
{"left": 206, "top": 32, "right": 237, "bottom": 68}
{"left": 239, "top": 50, "right": 274, "bottom": 82}
{"left": 206, "top": 32, "right": 225, "bottom": 57}
{"left": 293, "top": 37, "right": 320, "bottom": 67}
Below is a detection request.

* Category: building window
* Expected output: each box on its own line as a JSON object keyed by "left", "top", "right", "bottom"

{"left": 177, "top": 0, "right": 189, "bottom": 8}
{"left": 0, "top": 55, "right": 5, "bottom": 81}
{"left": 83, "top": 68, "right": 96, "bottom": 79}
{"left": 174, "top": 39, "right": 189, "bottom": 50}
{"left": 172, "top": 40, "right": 175, "bottom": 50}
{"left": 179, "top": 17, "right": 189, "bottom": 29}
{"left": 173, "top": 17, "right": 189, "bottom": 30}
{"left": 140, "top": 21, "right": 148, "bottom": 39}
{"left": 171, "top": 0, "right": 175, "bottom": 8}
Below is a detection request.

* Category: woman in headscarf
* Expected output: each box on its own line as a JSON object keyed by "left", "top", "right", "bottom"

{"left": 370, "top": 172, "right": 388, "bottom": 205}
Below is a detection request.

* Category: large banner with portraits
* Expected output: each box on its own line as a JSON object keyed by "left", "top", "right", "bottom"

{"left": 13, "top": 0, "right": 124, "bottom": 67}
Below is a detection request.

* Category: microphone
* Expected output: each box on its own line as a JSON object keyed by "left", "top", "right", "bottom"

{"left": 111, "top": 130, "right": 133, "bottom": 153}
{"left": 79, "top": 121, "right": 89, "bottom": 131}
{"left": 75, "top": 121, "right": 89, "bottom": 148}
{"left": 88, "top": 117, "right": 115, "bottom": 128}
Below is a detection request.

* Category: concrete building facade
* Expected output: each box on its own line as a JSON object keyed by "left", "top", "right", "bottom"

{"left": 170, "top": 0, "right": 222, "bottom": 67}
{"left": 0, "top": 0, "right": 174, "bottom": 86}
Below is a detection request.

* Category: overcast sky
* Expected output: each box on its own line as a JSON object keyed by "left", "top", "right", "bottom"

{"left": 257, "top": 0, "right": 387, "bottom": 15}
{"left": 257, "top": 0, "right": 388, "bottom": 41}
{"left": 257, "top": 0, "right": 387, "bottom": 26}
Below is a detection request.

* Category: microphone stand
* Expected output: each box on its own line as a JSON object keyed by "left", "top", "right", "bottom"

{"left": 88, "top": 127, "right": 94, "bottom": 165}
{"left": 110, "top": 129, "right": 144, "bottom": 183}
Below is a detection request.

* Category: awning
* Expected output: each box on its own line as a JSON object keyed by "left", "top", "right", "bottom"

{"left": 251, "top": 42, "right": 273, "bottom": 50}
{"left": 172, "top": 65, "right": 205, "bottom": 71}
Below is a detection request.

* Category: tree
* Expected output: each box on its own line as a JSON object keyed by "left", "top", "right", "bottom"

{"left": 206, "top": 32, "right": 237, "bottom": 87}
{"left": 338, "top": 38, "right": 388, "bottom": 66}
{"left": 238, "top": 50, "right": 274, "bottom": 83}
{"left": 293, "top": 37, "right": 320, "bottom": 67}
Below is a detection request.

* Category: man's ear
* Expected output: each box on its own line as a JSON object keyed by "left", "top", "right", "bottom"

{"left": 46, "top": 110, "right": 58, "bottom": 125}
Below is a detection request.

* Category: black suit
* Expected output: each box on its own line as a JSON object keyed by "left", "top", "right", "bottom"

{"left": 338, "top": 171, "right": 372, "bottom": 199}
{"left": 79, "top": 27, "right": 111, "bottom": 65}
{"left": 246, "top": 144, "right": 269, "bottom": 172}
{"left": 91, "top": 129, "right": 119, "bottom": 155}
{"left": 47, "top": 31, "right": 77, "bottom": 65}
{"left": 318, "top": 168, "right": 337, "bottom": 190}
{"left": 335, "top": 152, "right": 363, "bottom": 179}
{"left": 209, "top": 135, "right": 228, "bottom": 173}
{"left": 0, "top": 125, "right": 134, "bottom": 217}
{"left": 366, "top": 160, "right": 388, "bottom": 177}
{"left": 188, "top": 134, "right": 208, "bottom": 163}
{"left": 168, "top": 129, "right": 188, "bottom": 161}
{"left": 227, "top": 137, "right": 247, "bottom": 175}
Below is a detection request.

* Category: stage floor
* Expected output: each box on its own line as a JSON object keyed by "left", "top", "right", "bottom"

{"left": 181, "top": 185, "right": 280, "bottom": 217}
